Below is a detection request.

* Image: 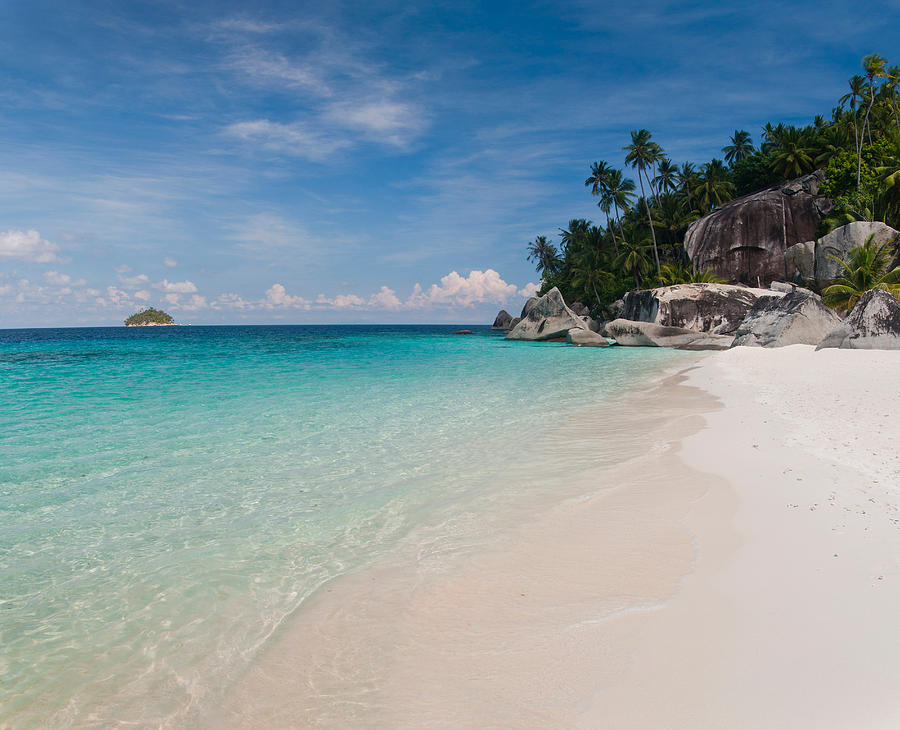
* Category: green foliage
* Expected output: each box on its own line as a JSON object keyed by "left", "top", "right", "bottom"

{"left": 822, "top": 235, "right": 900, "bottom": 311}
{"left": 730, "top": 152, "right": 780, "bottom": 196}
{"left": 124, "top": 307, "right": 174, "bottom": 326}
{"left": 524, "top": 53, "right": 900, "bottom": 303}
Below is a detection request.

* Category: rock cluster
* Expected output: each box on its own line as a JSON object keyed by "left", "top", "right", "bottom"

{"left": 785, "top": 221, "right": 900, "bottom": 290}
{"left": 621, "top": 283, "right": 778, "bottom": 335}
{"left": 684, "top": 171, "right": 832, "bottom": 286}
{"left": 732, "top": 287, "right": 842, "bottom": 348}
{"left": 506, "top": 287, "right": 590, "bottom": 341}
{"left": 816, "top": 290, "right": 900, "bottom": 350}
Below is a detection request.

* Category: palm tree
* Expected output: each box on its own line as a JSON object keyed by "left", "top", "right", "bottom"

{"left": 623, "top": 129, "right": 664, "bottom": 273}
{"left": 861, "top": 54, "right": 887, "bottom": 146}
{"left": 653, "top": 157, "right": 679, "bottom": 194}
{"left": 840, "top": 75, "right": 867, "bottom": 189}
{"left": 526, "top": 235, "right": 561, "bottom": 277}
{"left": 822, "top": 234, "right": 900, "bottom": 311}
{"left": 614, "top": 237, "right": 654, "bottom": 289}
{"left": 656, "top": 262, "right": 726, "bottom": 286}
{"left": 675, "top": 162, "right": 698, "bottom": 211}
{"left": 769, "top": 127, "right": 815, "bottom": 179}
{"left": 722, "top": 130, "right": 754, "bottom": 164}
{"left": 884, "top": 65, "right": 900, "bottom": 130}
{"left": 584, "top": 161, "right": 612, "bottom": 198}
{"left": 559, "top": 219, "right": 592, "bottom": 256}
{"left": 598, "top": 168, "right": 636, "bottom": 250}
{"left": 694, "top": 159, "right": 735, "bottom": 212}
{"left": 571, "top": 245, "right": 614, "bottom": 308}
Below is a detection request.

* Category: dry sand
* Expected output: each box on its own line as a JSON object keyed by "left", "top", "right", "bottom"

{"left": 209, "top": 346, "right": 900, "bottom": 730}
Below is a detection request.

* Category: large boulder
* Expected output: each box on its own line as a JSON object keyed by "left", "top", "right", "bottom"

{"left": 566, "top": 327, "right": 610, "bottom": 347}
{"left": 520, "top": 296, "right": 541, "bottom": 318}
{"left": 506, "top": 287, "right": 587, "bottom": 341}
{"left": 621, "top": 283, "right": 780, "bottom": 335}
{"left": 732, "top": 288, "right": 842, "bottom": 347}
{"left": 684, "top": 171, "right": 832, "bottom": 286}
{"left": 785, "top": 221, "right": 900, "bottom": 289}
{"left": 491, "top": 309, "right": 514, "bottom": 330}
{"left": 605, "top": 319, "right": 734, "bottom": 350}
{"left": 816, "top": 290, "right": 900, "bottom": 350}
{"left": 569, "top": 301, "right": 590, "bottom": 317}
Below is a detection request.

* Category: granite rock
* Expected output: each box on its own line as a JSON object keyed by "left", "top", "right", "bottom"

{"left": 816, "top": 289, "right": 900, "bottom": 350}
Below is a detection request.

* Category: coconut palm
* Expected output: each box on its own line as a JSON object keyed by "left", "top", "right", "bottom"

{"left": 822, "top": 234, "right": 900, "bottom": 311}
{"left": 769, "top": 127, "right": 815, "bottom": 179}
{"left": 614, "top": 237, "right": 654, "bottom": 289}
{"left": 675, "top": 162, "right": 698, "bottom": 211}
{"left": 840, "top": 75, "right": 867, "bottom": 189}
{"left": 604, "top": 169, "right": 636, "bottom": 230}
{"left": 694, "top": 159, "right": 735, "bottom": 212}
{"left": 861, "top": 54, "right": 887, "bottom": 145}
{"left": 526, "top": 235, "right": 561, "bottom": 277}
{"left": 652, "top": 157, "right": 679, "bottom": 194}
{"left": 656, "top": 262, "right": 726, "bottom": 286}
{"left": 623, "top": 129, "right": 664, "bottom": 273}
{"left": 571, "top": 245, "right": 614, "bottom": 308}
{"left": 722, "top": 130, "right": 754, "bottom": 164}
{"left": 584, "top": 161, "right": 612, "bottom": 198}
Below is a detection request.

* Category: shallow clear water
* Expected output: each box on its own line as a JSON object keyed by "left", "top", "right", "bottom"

{"left": 0, "top": 325, "right": 690, "bottom": 727}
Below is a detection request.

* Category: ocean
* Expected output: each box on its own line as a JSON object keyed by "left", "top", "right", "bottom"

{"left": 0, "top": 325, "right": 691, "bottom": 728}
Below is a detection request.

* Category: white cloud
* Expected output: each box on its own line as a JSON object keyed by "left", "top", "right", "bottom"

{"left": 179, "top": 294, "right": 208, "bottom": 311}
{"left": 158, "top": 279, "right": 198, "bottom": 294}
{"left": 164, "top": 292, "right": 180, "bottom": 305}
{"left": 134, "top": 290, "right": 151, "bottom": 301}
{"left": 367, "top": 285, "right": 404, "bottom": 311}
{"left": 407, "top": 269, "right": 518, "bottom": 308}
{"left": 223, "top": 120, "right": 349, "bottom": 160}
{"left": 44, "top": 270, "right": 86, "bottom": 287}
{"left": 114, "top": 264, "right": 133, "bottom": 274}
{"left": 119, "top": 273, "right": 150, "bottom": 288}
{"left": 316, "top": 292, "right": 366, "bottom": 309}
{"left": 0, "top": 229, "right": 61, "bottom": 263}
{"left": 264, "top": 283, "right": 308, "bottom": 308}
{"left": 163, "top": 257, "right": 177, "bottom": 268}
{"left": 325, "top": 99, "right": 425, "bottom": 147}
{"left": 517, "top": 282, "right": 540, "bottom": 298}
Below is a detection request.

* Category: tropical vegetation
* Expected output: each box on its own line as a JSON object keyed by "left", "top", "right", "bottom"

{"left": 822, "top": 235, "right": 900, "bottom": 311}
{"left": 124, "top": 307, "right": 175, "bottom": 326}
{"left": 526, "top": 54, "right": 900, "bottom": 315}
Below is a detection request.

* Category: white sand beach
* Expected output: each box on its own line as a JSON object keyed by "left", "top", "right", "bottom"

{"left": 210, "top": 346, "right": 900, "bottom": 730}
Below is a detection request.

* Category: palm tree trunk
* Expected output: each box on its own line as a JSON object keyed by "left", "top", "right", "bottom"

{"left": 854, "top": 108, "right": 862, "bottom": 190}
{"left": 638, "top": 170, "right": 661, "bottom": 273}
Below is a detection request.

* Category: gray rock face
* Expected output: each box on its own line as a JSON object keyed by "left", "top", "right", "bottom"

{"left": 785, "top": 221, "right": 900, "bottom": 289}
{"left": 621, "top": 283, "right": 780, "bottom": 335}
{"left": 569, "top": 301, "right": 590, "bottom": 317}
{"left": 816, "top": 289, "right": 900, "bottom": 350}
{"left": 506, "top": 287, "right": 588, "bottom": 341}
{"left": 521, "top": 296, "right": 541, "bottom": 319}
{"left": 491, "top": 309, "right": 514, "bottom": 330}
{"left": 684, "top": 171, "right": 832, "bottom": 286}
{"left": 566, "top": 327, "right": 610, "bottom": 347}
{"left": 605, "top": 319, "right": 734, "bottom": 350}
{"left": 732, "top": 288, "right": 842, "bottom": 348}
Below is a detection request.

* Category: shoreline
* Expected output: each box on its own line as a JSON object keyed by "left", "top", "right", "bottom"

{"left": 207, "top": 346, "right": 900, "bottom": 729}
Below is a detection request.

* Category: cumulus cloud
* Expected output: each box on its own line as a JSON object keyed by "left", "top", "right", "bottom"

{"left": 163, "top": 257, "right": 177, "bottom": 268}
{"left": 316, "top": 292, "right": 366, "bottom": 309}
{"left": 0, "top": 229, "right": 61, "bottom": 263}
{"left": 264, "top": 283, "right": 308, "bottom": 308}
{"left": 407, "top": 269, "right": 518, "bottom": 308}
{"left": 517, "top": 281, "right": 540, "bottom": 298}
{"left": 44, "top": 270, "right": 86, "bottom": 287}
{"left": 367, "top": 285, "right": 404, "bottom": 311}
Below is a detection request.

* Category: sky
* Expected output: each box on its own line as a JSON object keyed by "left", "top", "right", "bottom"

{"left": 2, "top": 0, "right": 899, "bottom": 327}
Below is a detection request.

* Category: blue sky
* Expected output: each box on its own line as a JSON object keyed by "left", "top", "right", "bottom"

{"left": 1, "top": 0, "right": 898, "bottom": 326}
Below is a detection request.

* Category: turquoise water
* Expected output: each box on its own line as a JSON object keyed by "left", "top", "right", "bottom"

{"left": 0, "top": 325, "right": 690, "bottom": 728}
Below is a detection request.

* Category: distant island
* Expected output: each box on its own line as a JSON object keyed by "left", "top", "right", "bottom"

{"left": 124, "top": 308, "right": 175, "bottom": 327}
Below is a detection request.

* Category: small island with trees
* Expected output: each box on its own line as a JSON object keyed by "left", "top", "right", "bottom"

{"left": 124, "top": 308, "right": 176, "bottom": 327}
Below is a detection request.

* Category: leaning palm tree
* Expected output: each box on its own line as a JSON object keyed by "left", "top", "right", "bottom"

{"left": 822, "top": 234, "right": 900, "bottom": 311}
{"left": 722, "top": 130, "right": 754, "bottom": 164}
{"left": 623, "top": 129, "right": 664, "bottom": 273}
{"left": 526, "top": 235, "right": 561, "bottom": 277}
{"left": 861, "top": 54, "right": 887, "bottom": 146}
